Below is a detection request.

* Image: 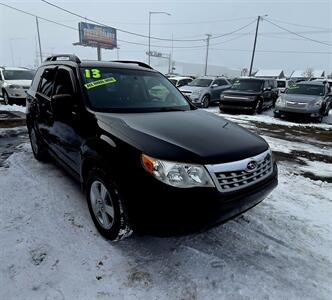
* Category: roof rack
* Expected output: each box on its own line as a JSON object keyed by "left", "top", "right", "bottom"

{"left": 45, "top": 54, "right": 81, "bottom": 63}
{"left": 111, "top": 60, "right": 153, "bottom": 70}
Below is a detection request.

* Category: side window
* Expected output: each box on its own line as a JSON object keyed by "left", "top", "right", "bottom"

{"left": 38, "top": 68, "right": 56, "bottom": 98}
{"left": 184, "top": 79, "right": 192, "bottom": 85}
{"left": 53, "top": 68, "right": 74, "bottom": 96}
{"left": 0, "top": 71, "right": 3, "bottom": 81}
{"left": 264, "top": 81, "right": 269, "bottom": 88}
{"left": 30, "top": 68, "right": 44, "bottom": 92}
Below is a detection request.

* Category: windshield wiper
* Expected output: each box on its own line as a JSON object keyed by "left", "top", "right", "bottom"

{"left": 158, "top": 107, "right": 187, "bottom": 112}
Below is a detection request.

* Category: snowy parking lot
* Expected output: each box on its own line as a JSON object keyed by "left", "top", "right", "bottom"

{"left": 0, "top": 105, "right": 332, "bottom": 299}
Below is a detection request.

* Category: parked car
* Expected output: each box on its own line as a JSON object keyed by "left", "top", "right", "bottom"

{"left": 168, "top": 76, "right": 193, "bottom": 88}
{"left": 26, "top": 55, "right": 278, "bottom": 240}
{"left": 0, "top": 67, "right": 35, "bottom": 105}
{"left": 274, "top": 81, "right": 332, "bottom": 122}
{"left": 277, "top": 79, "right": 294, "bottom": 94}
{"left": 179, "top": 76, "right": 232, "bottom": 108}
{"left": 219, "top": 78, "right": 279, "bottom": 114}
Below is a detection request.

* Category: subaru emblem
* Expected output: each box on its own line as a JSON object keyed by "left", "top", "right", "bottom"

{"left": 247, "top": 161, "right": 258, "bottom": 171}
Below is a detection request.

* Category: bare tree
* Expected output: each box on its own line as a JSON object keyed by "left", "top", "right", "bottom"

{"left": 302, "top": 67, "right": 314, "bottom": 79}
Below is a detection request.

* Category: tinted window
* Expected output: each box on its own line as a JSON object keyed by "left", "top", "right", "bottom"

{"left": 38, "top": 68, "right": 56, "bottom": 97}
{"left": 53, "top": 69, "right": 74, "bottom": 95}
{"left": 231, "top": 79, "right": 263, "bottom": 92}
{"left": 30, "top": 68, "right": 44, "bottom": 92}
{"left": 287, "top": 84, "right": 324, "bottom": 96}
{"left": 3, "top": 70, "right": 35, "bottom": 80}
{"left": 214, "top": 79, "right": 227, "bottom": 86}
{"left": 277, "top": 81, "right": 286, "bottom": 88}
{"left": 188, "top": 78, "right": 212, "bottom": 87}
{"left": 81, "top": 67, "right": 190, "bottom": 113}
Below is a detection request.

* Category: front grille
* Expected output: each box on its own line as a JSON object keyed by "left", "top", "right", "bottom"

{"left": 286, "top": 101, "right": 307, "bottom": 109}
{"left": 206, "top": 149, "right": 273, "bottom": 192}
{"left": 224, "top": 96, "right": 254, "bottom": 101}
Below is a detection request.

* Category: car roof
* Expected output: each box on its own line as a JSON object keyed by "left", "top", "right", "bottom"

{"left": 196, "top": 76, "right": 227, "bottom": 80}
{"left": 296, "top": 81, "right": 325, "bottom": 86}
{"left": 169, "top": 76, "right": 192, "bottom": 80}
{"left": 41, "top": 60, "right": 158, "bottom": 72}
{"left": 0, "top": 67, "right": 31, "bottom": 71}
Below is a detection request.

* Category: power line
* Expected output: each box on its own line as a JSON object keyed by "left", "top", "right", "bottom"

{"left": 264, "top": 19, "right": 332, "bottom": 46}
{"left": 40, "top": 0, "right": 204, "bottom": 42}
{"left": 210, "top": 20, "right": 256, "bottom": 39}
{"left": 210, "top": 48, "right": 332, "bottom": 54}
{"left": 268, "top": 17, "right": 332, "bottom": 31}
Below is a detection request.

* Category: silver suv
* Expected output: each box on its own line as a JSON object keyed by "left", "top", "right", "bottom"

{"left": 179, "top": 76, "right": 231, "bottom": 108}
{"left": 274, "top": 81, "right": 332, "bottom": 122}
{"left": 0, "top": 67, "right": 34, "bottom": 105}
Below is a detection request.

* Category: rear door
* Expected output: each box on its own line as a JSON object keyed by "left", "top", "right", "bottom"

{"left": 211, "top": 79, "right": 228, "bottom": 100}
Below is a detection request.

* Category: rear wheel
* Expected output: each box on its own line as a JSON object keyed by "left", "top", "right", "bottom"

{"left": 86, "top": 168, "right": 132, "bottom": 241}
{"left": 29, "top": 126, "right": 49, "bottom": 161}
{"left": 3, "top": 91, "right": 11, "bottom": 105}
{"left": 274, "top": 111, "right": 281, "bottom": 118}
{"left": 253, "top": 98, "right": 263, "bottom": 114}
{"left": 201, "top": 95, "right": 210, "bottom": 108}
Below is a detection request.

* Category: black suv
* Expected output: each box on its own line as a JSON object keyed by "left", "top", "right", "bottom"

{"left": 219, "top": 78, "right": 279, "bottom": 114}
{"left": 26, "top": 55, "right": 278, "bottom": 240}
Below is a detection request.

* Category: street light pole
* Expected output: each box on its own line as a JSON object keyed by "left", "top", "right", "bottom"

{"left": 249, "top": 15, "right": 267, "bottom": 76}
{"left": 35, "top": 17, "right": 43, "bottom": 64}
{"left": 204, "top": 34, "right": 211, "bottom": 76}
{"left": 148, "top": 11, "right": 171, "bottom": 65}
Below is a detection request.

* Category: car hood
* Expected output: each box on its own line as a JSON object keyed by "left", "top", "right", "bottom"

{"left": 222, "top": 90, "right": 261, "bottom": 97}
{"left": 179, "top": 86, "right": 206, "bottom": 93}
{"left": 95, "top": 109, "right": 269, "bottom": 164}
{"left": 282, "top": 93, "right": 323, "bottom": 103}
{"left": 5, "top": 79, "right": 32, "bottom": 87}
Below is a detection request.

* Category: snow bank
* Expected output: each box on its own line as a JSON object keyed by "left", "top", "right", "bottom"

{"left": 0, "top": 104, "right": 26, "bottom": 113}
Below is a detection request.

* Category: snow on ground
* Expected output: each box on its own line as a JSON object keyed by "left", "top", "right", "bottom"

{"left": 0, "top": 144, "right": 332, "bottom": 300}
{"left": 0, "top": 103, "right": 27, "bottom": 113}
{"left": 205, "top": 107, "right": 332, "bottom": 129}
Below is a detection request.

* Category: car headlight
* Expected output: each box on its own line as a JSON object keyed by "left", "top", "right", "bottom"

{"left": 220, "top": 94, "right": 225, "bottom": 100}
{"left": 313, "top": 99, "right": 322, "bottom": 107}
{"left": 191, "top": 90, "right": 202, "bottom": 97}
{"left": 8, "top": 84, "right": 21, "bottom": 89}
{"left": 142, "top": 154, "right": 215, "bottom": 188}
{"left": 276, "top": 97, "right": 285, "bottom": 107}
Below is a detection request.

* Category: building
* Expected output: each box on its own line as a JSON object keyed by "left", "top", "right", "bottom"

{"left": 254, "top": 69, "right": 285, "bottom": 79}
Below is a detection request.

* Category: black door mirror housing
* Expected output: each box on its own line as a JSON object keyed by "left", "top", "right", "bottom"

{"left": 51, "top": 94, "right": 73, "bottom": 116}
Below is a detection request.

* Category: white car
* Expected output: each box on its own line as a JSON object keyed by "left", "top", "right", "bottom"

{"left": 277, "top": 79, "right": 294, "bottom": 94}
{"left": 168, "top": 76, "right": 193, "bottom": 88}
{"left": 0, "top": 67, "right": 35, "bottom": 105}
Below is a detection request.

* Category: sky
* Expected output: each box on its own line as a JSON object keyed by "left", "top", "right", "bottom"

{"left": 0, "top": 0, "right": 331, "bottom": 75}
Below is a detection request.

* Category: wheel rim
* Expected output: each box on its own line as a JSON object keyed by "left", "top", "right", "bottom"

{"left": 3, "top": 93, "right": 8, "bottom": 105}
{"left": 30, "top": 128, "right": 39, "bottom": 154}
{"left": 90, "top": 180, "right": 115, "bottom": 230}
{"left": 202, "top": 96, "right": 209, "bottom": 108}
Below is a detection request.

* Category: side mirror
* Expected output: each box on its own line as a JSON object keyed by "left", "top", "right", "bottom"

{"left": 51, "top": 94, "right": 73, "bottom": 115}
{"left": 211, "top": 84, "right": 218, "bottom": 88}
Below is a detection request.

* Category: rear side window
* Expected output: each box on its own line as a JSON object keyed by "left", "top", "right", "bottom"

{"left": 38, "top": 68, "right": 56, "bottom": 98}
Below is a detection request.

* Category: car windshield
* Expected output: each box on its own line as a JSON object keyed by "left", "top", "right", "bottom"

{"left": 188, "top": 78, "right": 212, "bottom": 87}
{"left": 3, "top": 70, "right": 34, "bottom": 80}
{"left": 81, "top": 67, "right": 191, "bottom": 112}
{"left": 287, "top": 84, "right": 324, "bottom": 96}
{"left": 277, "top": 81, "right": 286, "bottom": 88}
{"left": 230, "top": 79, "right": 263, "bottom": 92}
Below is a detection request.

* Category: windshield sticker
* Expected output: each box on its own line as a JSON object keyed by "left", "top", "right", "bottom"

{"left": 84, "top": 68, "right": 102, "bottom": 79}
{"left": 84, "top": 77, "right": 117, "bottom": 90}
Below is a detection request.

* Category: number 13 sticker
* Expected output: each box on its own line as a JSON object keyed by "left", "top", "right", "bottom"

{"left": 84, "top": 69, "right": 101, "bottom": 79}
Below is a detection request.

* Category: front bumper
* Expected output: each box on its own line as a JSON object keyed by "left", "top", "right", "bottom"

{"left": 275, "top": 106, "right": 321, "bottom": 117}
{"left": 125, "top": 163, "right": 278, "bottom": 236}
{"left": 220, "top": 100, "right": 255, "bottom": 111}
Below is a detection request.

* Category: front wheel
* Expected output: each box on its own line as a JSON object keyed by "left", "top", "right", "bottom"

{"left": 253, "top": 98, "right": 263, "bottom": 114}
{"left": 86, "top": 168, "right": 132, "bottom": 241}
{"left": 201, "top": 95, "right": 210, "bottom": 108}
{"left": 3, "top": 91, "right": 11, "bottom": 105}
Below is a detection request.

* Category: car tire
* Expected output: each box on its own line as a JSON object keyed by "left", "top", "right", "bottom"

{"left": 29, "top": 126, "right": 49, "bottom": 161}
{"left": 3, "top": 91, "right": 11, "bottom": 105}
{"left": 253, "top": 98, "right": 263, "bottom": 114}
{"left": 202, "top": 95, "right": 210, "bottom": 108}
{"left": 274, "top": 111, "right": 281, "bottom": 118}
{"left": 323, "top": 103, "right": 330, "bottom": 116}
{"left": 86, "top": 168, "right": 132, "bottom": 241}
{"left": 315, "top": 115, "right": 323, "bottom": 123}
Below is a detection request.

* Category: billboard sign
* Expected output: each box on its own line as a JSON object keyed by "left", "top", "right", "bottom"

{"left": 78, "top": 22, "right": 117, "bottom": 49}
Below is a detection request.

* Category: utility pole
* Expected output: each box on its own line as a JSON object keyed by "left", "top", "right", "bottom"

{"left": 148, "top": 12, "right": 151, "bottom": 65}
{"left": 249, "top": 15, "right": 267, "bottom": 76}
{"left": 204, "top": 34, "right": 211, "bottom": 76}
{"left": 35, "top": 17, "right": 43, "bottom": 64}
{"left": 171, "top": 33, "right": 174, "bottom": 74}
{"left": 97, "top": 46, "right": 101, "bottom": 61}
